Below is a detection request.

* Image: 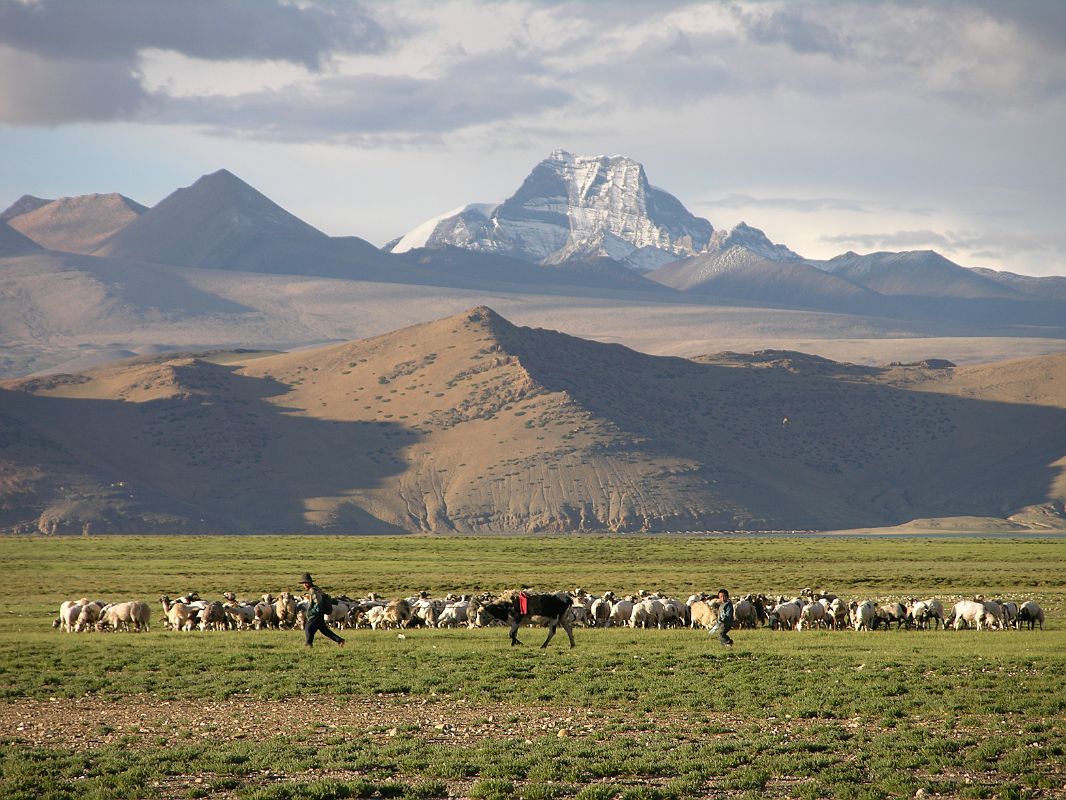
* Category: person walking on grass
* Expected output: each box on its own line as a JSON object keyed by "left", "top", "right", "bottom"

{"left": 300, "top": 572, "right": 345, "bottom": 649}
{"left": 710, "top": 588, "right": 734, "bottom": 648}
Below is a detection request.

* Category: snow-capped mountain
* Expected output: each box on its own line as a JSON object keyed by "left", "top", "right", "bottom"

{"left": 388, "top": 150, "right": 715, "bottom": 271}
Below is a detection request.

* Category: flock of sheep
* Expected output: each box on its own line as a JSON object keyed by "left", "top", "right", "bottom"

{"left": 52, "top": 587, "right": 1046, "bottom": 634}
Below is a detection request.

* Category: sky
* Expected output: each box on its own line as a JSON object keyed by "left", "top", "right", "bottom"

{"left": 1, "top": 0, "right": 1064, "bottom": 276}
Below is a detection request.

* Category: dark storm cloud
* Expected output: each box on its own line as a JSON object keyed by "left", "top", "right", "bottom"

{"left": 152, "top": 53, "right": 574, "bottom": 141}
{"left": 0, "top": 0, "right": 388, "bottom": 69}
{"left": 0, "top": 49, "right": 147, "bottom": 125}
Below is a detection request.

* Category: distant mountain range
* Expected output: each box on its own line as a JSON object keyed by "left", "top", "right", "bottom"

{"left": 1, "top": 153, "right": 1065, "bottom": 379}
{"left": 3, "top": 306, "right": 1064, "bottom": 534}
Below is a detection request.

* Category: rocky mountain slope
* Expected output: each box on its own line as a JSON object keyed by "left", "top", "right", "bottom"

{"left": 3, "top": 307, "right": 1064, "bottom": 534}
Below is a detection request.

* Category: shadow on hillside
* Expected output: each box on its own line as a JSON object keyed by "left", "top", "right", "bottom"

{"left": 1, "top": 361, "right": 418, "bottom": 534}
{"left": 505, "top": 325, "right": 1066, "bottom": 528}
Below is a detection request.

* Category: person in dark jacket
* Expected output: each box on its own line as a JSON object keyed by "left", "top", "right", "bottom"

{"left": 300, "top": 572, "right": 345, "bottom": 649}
{"left": 713, "top": 588, "right": 734, "bottom": 647}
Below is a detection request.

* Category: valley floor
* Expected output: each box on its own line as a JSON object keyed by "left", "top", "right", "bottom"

{"left": 1, "top": 536, "right": 1064, "bottom": 800}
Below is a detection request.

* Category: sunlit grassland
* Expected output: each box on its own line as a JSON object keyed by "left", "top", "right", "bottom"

{"left": 1, "top": 535, "right": 1064, "bottom": 800}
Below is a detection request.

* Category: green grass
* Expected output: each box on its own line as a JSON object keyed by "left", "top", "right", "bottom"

{"left": 2, "top": 535, "right": 1064, "bottom": 799}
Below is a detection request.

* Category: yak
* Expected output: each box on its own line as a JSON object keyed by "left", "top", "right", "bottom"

{"left": 479, "top": 591, "right": 576, "bottom": 648}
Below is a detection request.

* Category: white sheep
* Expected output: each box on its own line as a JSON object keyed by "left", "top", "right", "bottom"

{"left": 437, "top": 600, "right": 470, "bottom": 628}
{"left": 98, "top": 601, "right": 151, "bottom": 632}
{"left": 56, "top": 600, "right": 84, "bottom": 633}
{"left": 609, "top": 598, "right": 635, "bottom": 627}
{"left": 852, "top": 600, "right": 876, "bottom": 632}
{"left": 769, "top": 600, "right": 802, "bottom": 631}
{"left": 797, "top": 601, "right": 827, "bottom": 631}
{"left": 947, "top": 600, "right": 993, "bottom": 631}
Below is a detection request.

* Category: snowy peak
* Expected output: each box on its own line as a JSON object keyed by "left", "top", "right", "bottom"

{"left": 388, "top": 151, "right": 714, "bottom": 271}
{"left": 709, "top": 222, "right": 802, "bottom": 262}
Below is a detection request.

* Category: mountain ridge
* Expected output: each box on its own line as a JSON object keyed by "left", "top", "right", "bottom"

{"left": 3, "top": 306, "right": 1065, "bottom": 534}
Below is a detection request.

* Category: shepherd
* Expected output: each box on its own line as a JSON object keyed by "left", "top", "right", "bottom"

{"left": 300, "top": 572, "right": 345, "bottom": 649}
{"left": 479, "top": 591, "right": 576, "bottom": 648}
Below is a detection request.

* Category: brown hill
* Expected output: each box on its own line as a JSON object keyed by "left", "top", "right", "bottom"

{"left": 2, "top": 307, "right": 1065, "bottom": 534}
{"left": 7, "top": 193, "right": 146, "bottom": 254}
{"left": 0, "top": 195, "right": 53, "bottom": 221}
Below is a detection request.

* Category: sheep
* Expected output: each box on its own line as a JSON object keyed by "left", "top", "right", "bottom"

{"left": 366, "top": 605, "right": 388, "bottom": 630}
{"left": 687, "top": 599, "right": 718, "bottom": 630}
{"left": 274, "top": 592, "right": 298, "bottom": 629}
{"left": 947, "top": 600, "right": 993, "bottom": 631}
{"left": 98, "top": 601, "right": 151, "bottom": 632}
{"left": 160, "top": 595, "right": 197, "bottom": 631}
{"left": 609, "top": 598, "right": 635, "bottom": 627}
{"left": 797, "top": 601, "right": 827, "bottom": 631}
{"left": 385, "top": 598, "right": 414, "bottom": 629}
{"left": 852, "top": 600, "right": 876, "bottom": 632}
{"left": 768, "top": 599, "right": 802, "bottom": 631}
{"left": 661, "top": 598, "right": 689, "bottom": 627}
{"left": 910, "top": 598, "right": 945, "bottom": 630}
{"left": 253, "top": 597, "right": 277, "bottom": 630}
{"left": 411, "top": 598, "right": 441, "bottom": 627}
{"left": 980, "top": 600, "right": 1005, "bottom": 630}
{"left": 198, "top": 601, "right": 228, "bottom": 631}
{"left": 733, "top": 597, "right": 758, "bottom": 629}
{"left": 827, "top": 598, "right": 848, "bottom": 630}
{"left": 218, "top": 597, "right": 255, "bottom": 635}
{"left": 326, "top": 598, "right": 355, "bottom": 629}
{"left": 590, "top": 595, "right": 613, "bottom": 627}
{"left": 75, "top": 600, "right": 106, "bottom": 632}
{"left": 879, "top": 602, "right": 909, "bottom": 630}
{"left": 437, "top": 599, "right": 470, "bottom": 628}
{"left": 999, "top": 601, "right": 1019, "bottom": 629}
{"left": 56, "top": 600, "right": 84, "bottom": 633}
{"left": 630, "top": 598, "right": 664, "bottom": 629}
{"left": 1017, "top": 601, "right": 1045, "bottom": 630}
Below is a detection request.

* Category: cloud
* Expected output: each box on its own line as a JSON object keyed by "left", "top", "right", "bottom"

{"left": 145, "top": 51, "right": 573, "bottom": 142}
{"left": 821, "top": 229, "right": 953, "bottom": 251}
{"left": 706, "top": 193, "right": 868, "bottom": 213}
{"left": 0, "top": 46, "right": 148, "bottom": 125}
{"left": 0, "top": 0, "right": 388, "bottom": 69}
{"left": 739, "top": 7, "right": 850, "bottom": 59}
{"left": 820, "top": 228, "right": 1066, "bottom": 264}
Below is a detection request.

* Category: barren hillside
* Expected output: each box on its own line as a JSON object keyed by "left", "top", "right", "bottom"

{"left": 6, "top": 193, "right": 146, "bottom": 254}
{"left": 2, "top": 307, "right": 1065, "bottom": 534}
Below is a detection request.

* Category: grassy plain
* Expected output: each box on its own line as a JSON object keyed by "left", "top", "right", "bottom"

{"left": 1, "top": 535, "right": 1065, "bottom": 800}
